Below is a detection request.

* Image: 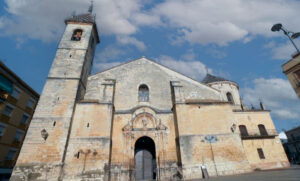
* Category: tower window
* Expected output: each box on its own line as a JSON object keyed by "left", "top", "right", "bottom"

{"left": 257, "top": 148, "right": 265, "bottom": 159}
{"left": 138, "top": 84, "right": 149, "bottom": 102}
{"left": 226, "top": 92, "right": 234, "bottom": 104}
{"left": 71, "top": 29, "right": 83, "bottom": 41}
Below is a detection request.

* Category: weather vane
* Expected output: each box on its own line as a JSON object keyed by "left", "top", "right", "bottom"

{"left": 205, "top": 66, "right": 209, "bottom": 75}
{"left": 271, "top": 23, "right": 300, "bottom": 54}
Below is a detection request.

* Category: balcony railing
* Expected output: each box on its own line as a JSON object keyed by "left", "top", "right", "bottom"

{"left": 240, "top": 129, "right": 278, "bottom": 139}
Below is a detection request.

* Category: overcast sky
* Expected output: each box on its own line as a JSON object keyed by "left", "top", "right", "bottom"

{"left": 1, "top": 0, "right": 300, "bottom": 131}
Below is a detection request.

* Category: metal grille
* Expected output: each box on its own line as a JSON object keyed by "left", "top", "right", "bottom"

{"left": 135, "top": 150, "right": 153, "bottom": 180}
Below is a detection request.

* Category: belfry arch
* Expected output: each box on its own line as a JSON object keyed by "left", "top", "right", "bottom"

{"left": 134, "top": 136, "right": 157, "bottom": 180}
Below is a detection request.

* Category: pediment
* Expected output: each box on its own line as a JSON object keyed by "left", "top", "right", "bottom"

{"left": 84, "top": 57, "right": 223, "bottom": 108}
{"left": 90, "top": 57, "right": 217, "bottom": 92}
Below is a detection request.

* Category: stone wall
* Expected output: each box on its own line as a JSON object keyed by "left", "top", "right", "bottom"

{"left": 235, "top": 111, "right": 290, "bottom": 170}
{"left": 62, "top": 103, "right": 113, "bottom": 181}
{"left": 175, "top": 103, "right": 251, "bottom": 179}
{"left": 210, "top": 82, "right": 241, "bottom": 106}
{"left": 11, "top": 22, "right": 97, "bottom": 181}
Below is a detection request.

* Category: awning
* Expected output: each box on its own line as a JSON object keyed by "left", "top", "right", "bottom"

{"left": 0, "top": 74, "right": 13, "bottom": 93}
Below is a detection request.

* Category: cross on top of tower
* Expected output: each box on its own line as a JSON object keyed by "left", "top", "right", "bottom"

{"left": 88, "top": 0, "right": 93, "bottom": 14}
{"left": 205, "top": 66, "right": 209, "bottom": 75}
{"left": 65, "top": 1, "right": 96, "bottom": 25}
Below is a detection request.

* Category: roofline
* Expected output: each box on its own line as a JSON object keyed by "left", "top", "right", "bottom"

{"left": 0, "top": 61, "right": 39, "bottom": 98}
{"left": 281, "top": 52, "right": 300, "bottom": 67}
{"left": 207, "top": 80, "right": 239, "bottom": 89}
{"left": 90, "top": 57, "right": 221, "bottom": 93}
{"left": 285, "top": 125, "right": 300, "bottom": 133}
{"left": 91, "top": 57, "right": 143, "bottom": 77}
{"left": 233, "top": 109, "right": 270, "bottom": 113}
{"left": 185, "top": 99, "right": 230, "bottom": 105}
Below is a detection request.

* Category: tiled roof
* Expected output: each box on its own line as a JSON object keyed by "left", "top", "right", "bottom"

{"left": 202, "top": 74, "right": 231, "bottom": 84}
{"left": 65, "top": 13, "right": 95, "bottom": 24}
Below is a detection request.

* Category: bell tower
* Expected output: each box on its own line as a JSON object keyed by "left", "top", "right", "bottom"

{"left": 11, "top": 5, "right": 100, "bottom": 181}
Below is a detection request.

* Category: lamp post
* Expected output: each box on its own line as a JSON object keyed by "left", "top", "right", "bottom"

{"left": 271, "top": 23, "right": 300, "bottom": 54}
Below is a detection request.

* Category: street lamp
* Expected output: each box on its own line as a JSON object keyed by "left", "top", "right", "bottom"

{"left": 271, "top": 23, "right": 300, "bottom": 53}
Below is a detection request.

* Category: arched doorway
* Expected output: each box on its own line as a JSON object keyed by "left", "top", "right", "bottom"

{"left": 135, "top": 136, "right": 157, "bottom": 180}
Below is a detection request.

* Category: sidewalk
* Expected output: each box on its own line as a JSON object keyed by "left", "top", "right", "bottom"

{"left": 186, "top": 165, "right": 300, "bottom": 181}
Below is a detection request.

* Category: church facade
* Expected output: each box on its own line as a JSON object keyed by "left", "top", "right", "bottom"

{"left": 11, "top": 9, "right": 289, "bottom": 181}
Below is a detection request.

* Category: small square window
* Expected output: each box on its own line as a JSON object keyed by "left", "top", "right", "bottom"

{"left": 27, "top": 98, "right": 35, "bottom": 108}
{"left": 21, "top": 114, "right": 30, "bottom": 124}
{"left": 0, "top": 123, "right": 7, "bottom": 136}
{"left": 14, "top": 130, "right": 24, "bottom": 142}
{"left": 5, "top": 149, "right": 17, "bottom": 160}
{"left": 71, "top": 29, "right": 83, "bottom": 41}
{"left": 11, "top": 87, "right": 21, "bottom": 99}
{"left": 257, "top": 148, "right": 265, "bottom": 159}
{"left": 2, "top": 105, "right": 14, "bottom": 116}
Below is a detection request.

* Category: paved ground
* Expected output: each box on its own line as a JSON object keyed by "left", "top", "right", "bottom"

{"left": 188, "top": 166, "right": 300, "bottom": 181}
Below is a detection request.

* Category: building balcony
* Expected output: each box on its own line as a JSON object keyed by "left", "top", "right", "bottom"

{"left": 240, "top": 129, "right": 278, "bottom": 139}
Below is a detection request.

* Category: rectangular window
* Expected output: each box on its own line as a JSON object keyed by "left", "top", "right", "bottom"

{"left": 291, "top": 134, "right": 296, "bottom": 141}
{"left": 14, "top": 129, "right": 24, "bottom": 142}
{"left": 295, "top": 70, "right": 300, "bottom": 80}
{"left": 5, "top": 149, "right": 17, "bottom": 160}
{"left": 257, "top": 148, "right": 265, "bottom": 159}
{"left": 0, "top": 123, "right": 7, "bottom": 136}
{"left": 21, "top": 114, "right": 30, "bottom": 124}
{"left": 11, "top": 87, "right": 21, "bottom": 99}
{"left": 27, "top": 98, "right": 35, "bottom": 108}
{"left": 2, "top": 104, "right": 14, "bottom": 116}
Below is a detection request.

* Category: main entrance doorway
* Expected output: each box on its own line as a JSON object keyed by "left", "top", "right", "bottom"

{"left": 135, "top": 136, "right": 157, "bottom": 180}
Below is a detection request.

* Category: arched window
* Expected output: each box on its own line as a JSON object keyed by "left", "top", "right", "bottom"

{"left": 239, "top": 125, "right": 248, "bottom": 137}
{"left": 71, "top": 29, "right": 83, "bottom": 41}
{"left": 138, "top": 84, "right": 149, "bottom": 102}
{"left": 258, "top": 124, "right": 268, "bottom": 136}
{"left": 226, "top": 92, "right": 234, "bottom": 104}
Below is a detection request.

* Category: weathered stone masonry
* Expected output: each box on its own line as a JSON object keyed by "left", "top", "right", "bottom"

{"left": 11, "top": 9, "right": 289, "bottom": 181}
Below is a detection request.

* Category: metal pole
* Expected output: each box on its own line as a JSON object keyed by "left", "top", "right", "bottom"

{"left": 287, "top": 35, "right": 300, "bottom": 53}
{"left": 210, "top": 141, "right": 218, "bottom": 176}
{"left": 281, "top": 27, "right": 300, "bottom": 53}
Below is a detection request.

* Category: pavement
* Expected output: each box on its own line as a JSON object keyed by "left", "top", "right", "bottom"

{"left": 187, "top": 165, "right": 300, "bottom": 181}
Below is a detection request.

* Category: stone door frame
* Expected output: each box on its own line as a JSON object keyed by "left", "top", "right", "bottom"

{"left": 122, "top": 107, "right": 168, "bottom": 180}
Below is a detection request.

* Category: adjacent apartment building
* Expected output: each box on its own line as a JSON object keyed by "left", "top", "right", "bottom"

{"left": 284, "top": 126, "right": 300, "bottom": 164}
{"left": 282, "top": 53, "right": 300, "bottom": 99}
{"left": 0, "top": 61, "right": 39, "bottom": 180}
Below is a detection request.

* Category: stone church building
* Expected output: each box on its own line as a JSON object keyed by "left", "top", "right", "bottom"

{"left": 11, "top": 8, "right": 289, "bottom": 181}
